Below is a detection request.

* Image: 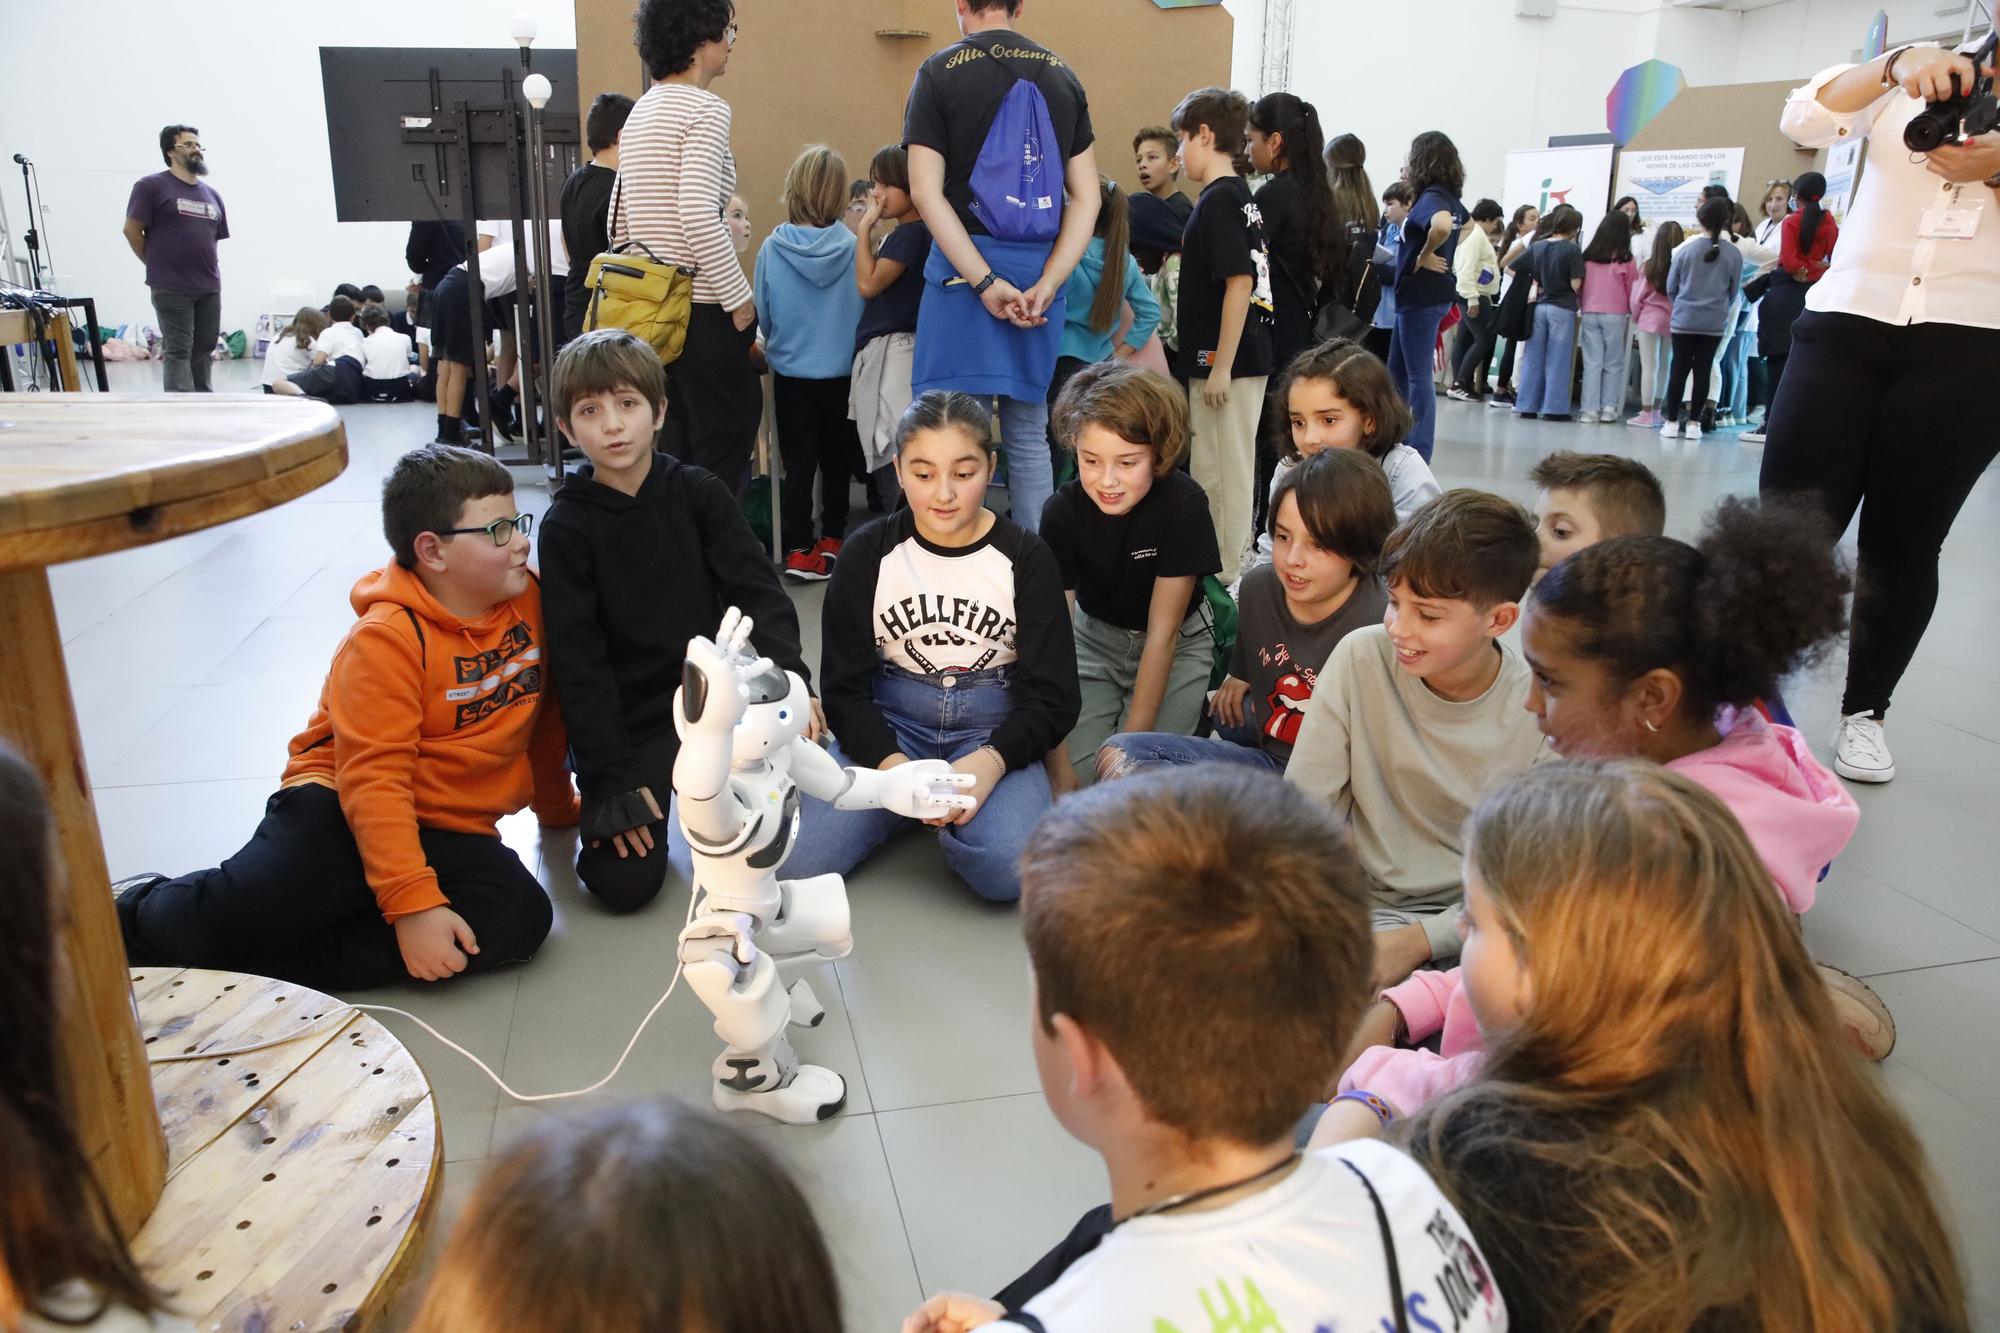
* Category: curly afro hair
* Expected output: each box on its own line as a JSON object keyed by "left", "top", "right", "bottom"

{"left": 1532, "top": 497, "right": 1849, "bottom": 718}
{"left": 634, "top": 0, "right": 734, "bottom": 81}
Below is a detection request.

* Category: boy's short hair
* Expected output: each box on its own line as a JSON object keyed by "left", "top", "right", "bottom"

{"left": 869, "top": 144, "right": 909, "bottom": 193}
{"left": 1527, "top": 452, "right": 1667, "bottom": 538}
{"left": 1050, "top": 361, "right": 1189, "bottom": 474}
{"left": 551, "top": 329, "right": 667, "bottom": 426}
{"left": 1470, "top": 197, "right": 1504, "bottom": 224}
{"left": 334, "top": 283, "right": 364, "bottom": 303}
{"left": 781, "top": 144, "right": 849, "bottom": 228}
{"left": 1381, "top": 181, "right": 1415, "bottom": 206}
{"left": 1170, "top": 87, "right": 1250, "bottom": 156}
{"left": 328, "top": 295, "right": 358, "bottom": 324}
{"left": 382, "top": 445, "right": 515, "bottom": 570}
{"left": 360, "top": 284, "right": 385, "bottom": 304}
{"left": 1381, "top": 489, "right": 1541, "bottom": 609}
{"left": 1020, "top": 767, "right": 1374, "bottom": 1145}
{"left": 358, "top": 304, "right": 390, "bottom": 333}
{"left": 963, "top": 0, "right": 1022, "bottom": 13}
{"left": 1132, "top": 125, "right": 1176, "bottom": 156}
{"left": 585, "top": 92, "right": 636, "bottom": 154}
{"left": 1269, "top": 448, "right": 1397, "bottom": 579}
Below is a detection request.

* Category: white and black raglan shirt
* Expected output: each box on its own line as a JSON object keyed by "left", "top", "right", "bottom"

{"left": 820, "top": 510, "right": 1080, "bottom": 772}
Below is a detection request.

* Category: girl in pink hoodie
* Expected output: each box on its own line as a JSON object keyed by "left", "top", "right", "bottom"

{"left": 1333, "top": 498, "right": 1883, "bottom": 1128}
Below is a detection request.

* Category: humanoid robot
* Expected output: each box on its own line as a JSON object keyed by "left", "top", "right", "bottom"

{"left": 672, "top": 608, "right": 974, "bottom": 1124}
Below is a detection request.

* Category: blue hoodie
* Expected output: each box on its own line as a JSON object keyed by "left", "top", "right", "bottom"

{"left": 1059, "top": 237, "right": 1160, "bottom": 364}
{"left": 755, "top": 222, "right": 863, "bottom": 379}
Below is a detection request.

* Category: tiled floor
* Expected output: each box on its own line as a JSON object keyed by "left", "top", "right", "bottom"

{"left": 70, "top": 360, "right": 2000, "bottom": 1329}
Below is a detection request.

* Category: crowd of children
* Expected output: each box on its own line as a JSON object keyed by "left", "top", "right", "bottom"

{"left": 19, "top": 6, "right": 1968, "bottom": 1329}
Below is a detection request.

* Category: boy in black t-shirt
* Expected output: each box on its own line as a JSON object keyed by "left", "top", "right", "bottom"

{"left": 1171, "top": 86, "right": 1275, "bottom": 587}
{"left": 557, "top": 92, "right": 634, "bottom": 348}
{"left": 1039, "top": 361, "right": 1221, "bottom": 790}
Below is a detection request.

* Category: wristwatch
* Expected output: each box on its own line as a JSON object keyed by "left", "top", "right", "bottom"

{"left": 973, "top": 272, "right": 998, "bottom": 295}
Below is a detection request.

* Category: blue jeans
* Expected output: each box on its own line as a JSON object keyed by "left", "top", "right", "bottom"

{"left": 1387, "top": 301, "right": 1450, "bottom": 461}
{"left": 1097, "top": 731, "right": 1285, "bottom": 777}
{"left": 1720, "top": 327, "right": 1753, "bottom": 420}
{"left": 784, "top": 666, "right": 1053, "bottom": 903}
{"left": 994, "top": 395, "right": 1053, "bottom": 533}
{"left": 1514, "top": 303, "right": 1577, "bottom": 416}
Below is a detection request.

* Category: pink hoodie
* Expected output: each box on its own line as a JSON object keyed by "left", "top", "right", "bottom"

{"left": 1630, "top": 270, "right": 1671, "bottom": 335}
{"left": 1340, "top": 708, "right": 1859, "bottom": 1114}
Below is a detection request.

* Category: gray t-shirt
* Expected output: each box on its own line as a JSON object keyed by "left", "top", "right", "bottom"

{"left": 125, "top": 171, "right": 228, "bottom": 293}
{"left": 1229, "top": 565, "right": 1387, "bottom": 764}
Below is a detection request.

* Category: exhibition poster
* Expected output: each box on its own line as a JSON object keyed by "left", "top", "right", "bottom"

{"left": 1613, "top": 147, "right": 1746, "bottom": 232}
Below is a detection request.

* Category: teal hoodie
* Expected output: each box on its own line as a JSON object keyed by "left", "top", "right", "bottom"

{"left": 1059, "top": 237, "right": 1161, "bottom": 364}
{"left": 754, "top": 222, "right": 864, "bottom": 379}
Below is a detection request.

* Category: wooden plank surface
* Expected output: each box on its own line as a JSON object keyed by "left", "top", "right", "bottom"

{"left": 132, "top": 970, "right": 441, "bottom": 1333}
{"left": 0, "top": 395, "right": 346, "bottom": 566}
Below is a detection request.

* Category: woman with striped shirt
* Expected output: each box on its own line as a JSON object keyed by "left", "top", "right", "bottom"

{"left": 616, "top": 0, "right": 761, "bottom": 491}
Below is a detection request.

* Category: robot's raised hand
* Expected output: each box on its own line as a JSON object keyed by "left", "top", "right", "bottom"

{"left": 680, "top": 627, "right": 773, "bottom": 737}
{"left": 877, "top": 759, "right": 979, "bottom": 821}
{"left": 714, "top": 606, "right": 757, "bottom": 660}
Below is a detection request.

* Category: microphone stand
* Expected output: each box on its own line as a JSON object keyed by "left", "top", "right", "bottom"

{"left": 16, "top": 156, "right": 45, "bottom": 290}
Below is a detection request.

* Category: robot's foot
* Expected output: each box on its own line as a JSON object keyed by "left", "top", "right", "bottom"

{"left": 712, "top": 1063, "right": 847, "bottom": 1124}
{"left": 787, "top": 978, "right": 827, "bottom": 1028}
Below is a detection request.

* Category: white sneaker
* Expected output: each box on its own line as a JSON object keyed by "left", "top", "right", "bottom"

{"left": 1684, "top": 421, "right": 1703, "bottom": 442}
{"left": 1659, "top": 417, "right": 1681, "bottom": 438}
{"left": 1834, "top": 713, "right": 1896, "bottom": 783}
{"left": 1741, "top": 428, "right": 1767, "bottom": 444}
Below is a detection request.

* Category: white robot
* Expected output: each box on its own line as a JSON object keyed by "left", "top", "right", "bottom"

{"left": 671, "top": 608, "right": 974, "bottom": 1124}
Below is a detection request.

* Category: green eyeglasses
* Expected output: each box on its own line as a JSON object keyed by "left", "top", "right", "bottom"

{"left": 443, "top": 513, "right": 533, "bottom": 546}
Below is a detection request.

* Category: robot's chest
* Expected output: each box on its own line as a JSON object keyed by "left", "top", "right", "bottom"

{"left": 734, "top": 772, "right": 801, "bottom": 871}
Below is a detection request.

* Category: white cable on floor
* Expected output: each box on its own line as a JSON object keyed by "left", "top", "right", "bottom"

{"left": 144, "top": 893, "right": 696, "bottom": 1104}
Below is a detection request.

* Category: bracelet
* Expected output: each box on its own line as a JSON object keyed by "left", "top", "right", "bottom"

{"left": 1332, "top": 1090, "right": 1396, "bottom": 1127}
{"left": 1882, "top": 47, "right": 1906, "bottom": 86}
{"left": 973, "top": 271, "right": 998, "bottom": 295}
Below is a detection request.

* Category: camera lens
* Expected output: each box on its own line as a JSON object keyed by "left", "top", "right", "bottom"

{"left": 1904, "top": 110, "right": 1952, "bottom": 153}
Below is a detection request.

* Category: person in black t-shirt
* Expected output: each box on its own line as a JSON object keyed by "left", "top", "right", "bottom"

{"left": 1171, "top": 87, "right": 1275, "bottom": 588}
{"left": 1387, "top": 130, "right": 1469, "bottom": 462}
{"left": 558, "top": 92, "right": 635, "bottom": 348}
{"left": 902, "top": 0, "right": 1101, "bottom": 536}
{"left": 851, "top": 144, "right": 933, "bottom": 507}
{"left": 1040, "top": 361, "right": 1221, "bottom": 791}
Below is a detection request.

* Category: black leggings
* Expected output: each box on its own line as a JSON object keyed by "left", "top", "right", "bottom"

{"left": 1451, "top": 300, "right": 1500, "bottom": 391}
{"left": 118, "top": 783, "right": 553, "bottom": 993}
{"left": 1665, "top": 332, "right": 1721, "bottom": 423}
{"left": 773, "top": 372, "right": 860, "bottom": 553}
{"left": 1759, "top": 311, "right": 2000, "bottom": 717}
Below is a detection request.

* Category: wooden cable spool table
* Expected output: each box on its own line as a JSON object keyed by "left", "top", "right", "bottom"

{"left": 0, "top": 396, "right": 441, "bottom": 1330}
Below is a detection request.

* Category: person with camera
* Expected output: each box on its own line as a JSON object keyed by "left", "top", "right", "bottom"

{"left": 1760, "top": 40, "right": 2000, "bottom": 785}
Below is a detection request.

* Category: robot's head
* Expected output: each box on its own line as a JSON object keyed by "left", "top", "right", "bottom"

{"left": 672, "top": 668, "right": 813, "bottom": 765}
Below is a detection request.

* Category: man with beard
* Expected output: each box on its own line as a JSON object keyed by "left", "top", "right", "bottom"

{"left": 123, "top": 125, "right": 229, "bottom": 391}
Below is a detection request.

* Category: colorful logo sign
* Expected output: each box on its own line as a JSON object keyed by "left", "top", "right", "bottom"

{"left": 1607, "top": 60, "right": 1687, "bottom": 145}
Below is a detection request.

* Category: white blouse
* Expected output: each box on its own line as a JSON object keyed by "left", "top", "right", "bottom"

{"left": 1782, "top": 52, "right": 2000, "bottom": 329}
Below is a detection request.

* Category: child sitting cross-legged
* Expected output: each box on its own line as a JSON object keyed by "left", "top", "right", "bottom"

{"left": 1098, "top": 447, "right": 1394, "bottom": 779}
{"left": 357, "top": 303, "right": 418, "bottom": 403}
{"left": 118, "top": 446, "right": 578, "bottom": 990}
{"left": 902, "top": 766, "right": 1506, "bottom": 1333}
{"left": 1329, "top": 498, "right": 1890, "bottom": 1131}
{"left": 1384, "top": 761, "right": 1966, "bottom": 1331}
{"left": 539, "top": 329, "right": 813, "bottom": 916}
{"left": 1526, "top": 449, "right": 1666, "bottom": 579}
{"left": 1040, "top": 361, "right": 1218, "bottom": 792}
{"left": 1286, "top": 489, "right": 1547, "bottom": 991}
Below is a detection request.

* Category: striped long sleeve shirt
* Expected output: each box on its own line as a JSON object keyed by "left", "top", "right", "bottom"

{"left": 610, "top": 82, "right": 751, "bottom": 311}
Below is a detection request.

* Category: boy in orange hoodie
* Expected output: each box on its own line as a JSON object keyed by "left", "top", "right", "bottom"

{"left": 117, "top": 445, "right": 580, "bottom": 991}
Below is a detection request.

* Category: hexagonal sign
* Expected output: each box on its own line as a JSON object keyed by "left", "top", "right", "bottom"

{"left": 1608, "top": 60, "right": 1687, "bottom": 146}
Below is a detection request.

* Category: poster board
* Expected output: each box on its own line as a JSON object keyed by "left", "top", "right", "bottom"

{"left": 1612, "top": 147, "right": 1744, "bottom": 232}
{"left": 1501, "top": 145, "right": 1615, "bottom": 233}
{"left": 1823, "top": 138, "right": 1865, "bottom": 222}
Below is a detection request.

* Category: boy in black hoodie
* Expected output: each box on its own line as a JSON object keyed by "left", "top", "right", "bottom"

{"left": 539, "top": 330, "right": 813, "bottom": 913}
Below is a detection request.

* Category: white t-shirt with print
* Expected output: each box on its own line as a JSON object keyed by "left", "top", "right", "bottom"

{"left": 1002, "top": 1141, "right": 1507, "bottom": 1333}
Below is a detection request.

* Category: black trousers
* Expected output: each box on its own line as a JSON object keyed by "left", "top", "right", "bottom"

{"left": 664, "top": 301, "right": 762, "bottom": 494}
{"left": 1361, "top": 325, "right": 1393, "bottom": 362}
{"left": 288, "top": 355, "right": 365, "bottom": 405}
{"left": 773, "top": 372, "right": 860, "bottom": 553}
{"left": 574, "top": 727, "right": 681, "bottom": 915}
{"left": 1450, "top": 299, "right": 1500, "bottom": 391}
{"left": 1665, "top": 332, "right": 1722, "bottom": 423}
{"left": 1759, "top": 311, "right": 2000, "bottom": 718}
{"left": 117, "top": 783, "right": 553, "bottom": 993}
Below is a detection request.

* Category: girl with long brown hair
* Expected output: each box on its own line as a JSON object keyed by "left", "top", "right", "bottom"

{"left": 1403, "top": 759, "right": 1968, "bottom": 1331}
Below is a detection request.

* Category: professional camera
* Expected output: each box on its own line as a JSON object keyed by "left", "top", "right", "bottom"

{"left": 1904, "top": 31, "right": 2000, "bottom": 153}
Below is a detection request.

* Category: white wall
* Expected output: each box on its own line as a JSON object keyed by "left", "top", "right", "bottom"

{"left": 2, "top": 1, "right": 578, "bottom": 339}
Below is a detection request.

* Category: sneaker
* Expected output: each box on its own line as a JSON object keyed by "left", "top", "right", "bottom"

{"left": 1817, "top": 963, "right": 1896, "bottom": 1060}
{"left": 1833, "top": 712, "right": 1895, "bottom": 783}
{"left": 1628, "top": 409, "right": 1659, "bottom": 428}
{"left": 1741, "top": 428, "right": 1767, "bottom": 444}
{"left": 783, "top": 549, "right": 834, "bottom": 582}
{"left": 1541, "top": 413, "right": 1574, "bottom": 422}
{"left": 1487, "top": 391, "right": 1515, "bottom": 408}
{"left": 1517, "top": 411, "right": 1538, "bottom": 420}
{"left": 1659, "top": 417, "right": 1681, "bottom": 439}
{"left": 810, "top": 537, "right": 843, "bottom": 563}
{"left": 1684, "top": 421, "right": 1703, "bottom": 442}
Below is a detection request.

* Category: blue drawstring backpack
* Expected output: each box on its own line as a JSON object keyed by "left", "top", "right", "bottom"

{"left": 966, "top": 42, "right": 1063, "bottom": 243}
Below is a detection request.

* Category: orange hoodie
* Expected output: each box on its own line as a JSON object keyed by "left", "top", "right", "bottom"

{"left": 282, "top": 563, "right": 581, "bottom": 921}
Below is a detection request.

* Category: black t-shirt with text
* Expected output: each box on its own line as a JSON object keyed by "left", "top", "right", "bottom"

{"left": 1176, "top": 175, "right": 1275, "bottom": 380}
{"left": 559, "top": 162, "right": 618, "bottom": 314}
{"left": 902, "top": 31, "right": 1094, "bottom": 236}
{"left": 1039, "top": 470, "right": 1221, "bottom": 631}
{"left": 855, "top": 220, "right": 933, "bottom": 352}
{"left": 1253, "top": 173, "right": 1319, "bottom": 363}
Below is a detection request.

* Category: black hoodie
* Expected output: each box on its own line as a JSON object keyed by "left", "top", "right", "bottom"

{"left": 539, "top": 451, "right": 807, "bottom": 803}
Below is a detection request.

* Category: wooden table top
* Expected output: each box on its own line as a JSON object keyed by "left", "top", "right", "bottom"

{"left": 0, "top": 394, "right": 347, "bottom": 571}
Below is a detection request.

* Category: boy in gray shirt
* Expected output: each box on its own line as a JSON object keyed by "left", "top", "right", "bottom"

{"left": 1286, "top": 489, "right": 1547, "bottom": 989}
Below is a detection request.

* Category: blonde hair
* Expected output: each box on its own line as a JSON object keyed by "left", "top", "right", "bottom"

{"left": 1406, "top": 760, "right": 1968, "bottom": 1332}
{"left": 780, "top": 144, "right": 848, "bottom": 228}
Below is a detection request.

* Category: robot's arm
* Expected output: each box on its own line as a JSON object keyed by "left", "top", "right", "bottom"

{"left": 672, "top": 612, "right": 763, "bottom": 848}
{"left": 789, "top": 739, "right": 975, "bottom": 820}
